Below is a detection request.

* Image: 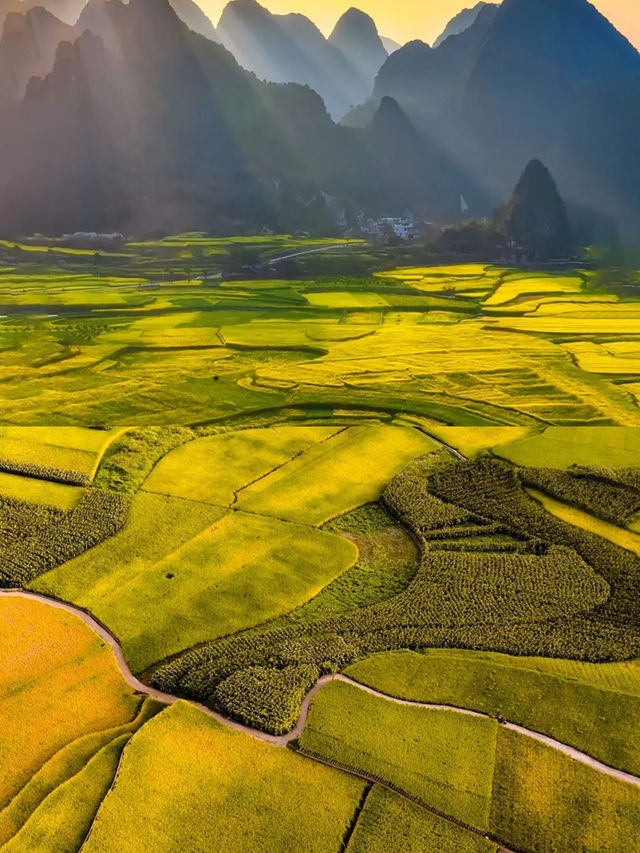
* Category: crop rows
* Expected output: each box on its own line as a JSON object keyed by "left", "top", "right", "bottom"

{"left": 152, "top": 453, "right": 640, "bottom": 734}
{"left": 521, "top": 465, "right": 640, "bottom": 526}
{"left": 0, "top": 457, "right": 90, "bottom": 486}
{"left": 0, "top": 489, "right": 130, "bottom": 586}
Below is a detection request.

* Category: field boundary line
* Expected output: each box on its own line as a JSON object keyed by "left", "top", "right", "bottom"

{"left": 293, "top": 748, "right": 518, "bottom": 853}
{"left": 2, "top": 590, "right": 640, "bottom": 791}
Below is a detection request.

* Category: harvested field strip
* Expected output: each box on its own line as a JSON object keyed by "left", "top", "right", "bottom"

{"left": 528, "top": 489, "right": 640, "bottom": 557}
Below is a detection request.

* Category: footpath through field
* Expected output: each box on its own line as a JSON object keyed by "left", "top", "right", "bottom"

{"left": 1, "top": 588, "right": 638, "bottom": 792}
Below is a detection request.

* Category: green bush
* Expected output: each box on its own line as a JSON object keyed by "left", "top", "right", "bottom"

{"left": 214, "top": 665, "right": 320, "bottom": 735}
{"left": 0, "top": 489, "right": 130, "bottom": 586}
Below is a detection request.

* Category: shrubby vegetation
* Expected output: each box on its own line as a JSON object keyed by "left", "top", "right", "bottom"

{"left": 521, "top": 464, "right": 640, "bottom": 526}
{"left": 214, "top": 665, "right": 320, "bottom": 735}
{"left": 0, "top": 457, "right": 89, "bottom": 487}
{"left": 152, "top": 452, "right": 640, "bottom": 734}
{"left": 0, "top": 489, "right": 129, "bottom": 586}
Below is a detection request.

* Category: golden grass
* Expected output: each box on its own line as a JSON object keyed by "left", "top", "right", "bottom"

{"left": 82, "top": 702, "right": 365, "bottom": 853}
{"left": 0, "top": 598, "right": 140, "bottom": 809}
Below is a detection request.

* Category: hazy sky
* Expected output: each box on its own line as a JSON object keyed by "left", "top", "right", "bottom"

{"left": 199, "top": 0, "right": 640, "bottom": 49}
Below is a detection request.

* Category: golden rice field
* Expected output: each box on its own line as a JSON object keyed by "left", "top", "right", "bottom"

{"left": 81, "top": 702, "right": 365, "bottom": 853}
{"left": 0, "top": 597, "right": 142, "bottom": 810}
{"left": 0, "top": 255, "right": 639, "bottom": 427}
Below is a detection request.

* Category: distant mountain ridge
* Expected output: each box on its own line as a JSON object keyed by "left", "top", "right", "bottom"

{"left": 433, "top": 2, "right": 497, "bottom": 47}
{"left": 328, "top": 7, "right": 387, "bottom": 83}
{"left": 353, "top": 0, "right": 640, "bottom": 239}
{"left": 0, "top": 0, "right": 479, "bottom": 234}
{"left": 217, "top": 0, "right": 388, "bottom": 117}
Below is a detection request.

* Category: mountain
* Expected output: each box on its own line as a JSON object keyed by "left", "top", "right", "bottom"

{"left": 328, "top": 7, "right": 387, "bottom": 82}
{"left": 454, "top": 0, "right": 640, "bottom": 236}
{"left": 216, "top": 0, "right": 371, "bottom": 117}
{"left": 433, "top": 2, "right": 496, "bottom": 47}
{"left": 168, "top": 0, "right": 216, "bottom": 40}
{"left": 361, "top": 95, "right": 485, "bottom": 220}
{"left": 381, "top": 36, "right": 401, "bottom": 54}
{"left": 345, "top": 3, "right": 498, "bottom": 125}
{"left": 0, "top": 6, "right": 72, "bottom": 104}
{"left": 21, "top": 0, "right": 85, "bottom": 24}
{"left": 0, "top": 0, "right": 472, "bottom": 234}
{"left": 0, "top": 0, "right": 21, "bottom": 28}
{"left": 494, "top": 159, "right": 573, "bottom": 260}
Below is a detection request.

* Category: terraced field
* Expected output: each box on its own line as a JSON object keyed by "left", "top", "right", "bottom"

{"left": 2, "top": 421, "right": 640, "bottom": 851}
{"left": 0, "top": 240, "right": 639, "bottom": 427}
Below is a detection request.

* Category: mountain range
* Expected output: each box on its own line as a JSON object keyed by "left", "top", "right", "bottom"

{"left": 0, "top": 0, "right": 638, "bottom": 240}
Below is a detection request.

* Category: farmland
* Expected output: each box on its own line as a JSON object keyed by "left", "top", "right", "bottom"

{"left": 1, "top": 234, "right": 640, "bottom": 850}
{"left": 0, "top": 423, "right": 639, "bottom": 849}
{"left": 0, "top": 236, "right": 639, "bottom": 427}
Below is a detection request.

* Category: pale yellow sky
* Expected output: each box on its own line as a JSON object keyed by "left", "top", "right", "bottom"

{"left": 199, "top": 0, "right": 640, "bottom": 49}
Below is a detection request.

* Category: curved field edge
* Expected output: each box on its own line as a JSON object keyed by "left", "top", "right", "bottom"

{"left": 345, "top": 648, "right": 640, "bottom": 777}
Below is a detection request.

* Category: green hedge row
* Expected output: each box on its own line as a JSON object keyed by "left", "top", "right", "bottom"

{"left": 521, "top": 465, "right": 640, "bottom": 527}
{"left": 0, "top": 457, "right": 90, "bottom": 486}
{"left": 0, "top": 488, "right": 130, "bottom": 586}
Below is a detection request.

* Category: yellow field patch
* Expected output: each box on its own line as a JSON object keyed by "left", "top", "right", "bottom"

{"left": 143, "top": 426, "right": 339, "bottom": 506}
{"left": 483, "top": 276, "right": 584, "bottom": 307}
{"left": 237, "top": 424, "right": 435, "bottom": 524}
{"left": 0, "top": 471, "right": 83, "bottom": 509}
{"left": 82, "top": 702, "right": 365, "bottom": 853}
{"left": 0, "top": 597, "right": 140, "bottom": 808}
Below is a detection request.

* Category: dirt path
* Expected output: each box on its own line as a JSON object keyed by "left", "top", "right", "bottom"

{"left": 2, "top": 587, "right": 640, "bottom": 792}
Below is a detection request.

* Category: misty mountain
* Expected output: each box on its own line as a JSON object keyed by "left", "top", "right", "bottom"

{"left": 381, "top": 36, "right": 401, "bottom": 54}
{"left": 0, "top": 0, "right": 472, "bottom": 235}
{"left": 217, "top": 0, "right": 378, "bottom": 117}
{"left": 348, "top": 0, "right": 640, "bottom": 239}
{"left": 167, "top": 0, "right": 217, "bottom": 40}
{"left": 361, "top": 95, "right": 486, "bottom": 221}
{"left": 433, "top": 2, "right": 497, "bottom": 48}
{"left": 493, "top": 158, "right": 573, "bottom": 260}
{"left": 0, "top": 6, "right": 72, "bottom": 104}
{"left": 328, "top": 7, "right": 387, "bottom": 83}
{"left": 21, "top": 0, "right": 85, "bottom": 24}
{"left": 345, "top": 3, "right": 497, "bottom": 125}
{"left": 453, "top": 0, "right": 640, "bottom": 237}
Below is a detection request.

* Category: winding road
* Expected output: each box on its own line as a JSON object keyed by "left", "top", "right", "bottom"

{"left": 2, "top": 587, "right": 640, "bottom": 792}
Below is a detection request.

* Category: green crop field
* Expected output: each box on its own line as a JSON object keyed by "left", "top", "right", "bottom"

{"left": 0, "top": 237, "right": 639, "bottom": 427}
{"left": 345, "top": 786, "right": 497, "bottom": 853}
{"left": 346, "top": 648, "right": 640, "bottom": 775}
{"left": 490, "top": 728, "right": 640, "bottom": 853}
{"left": 2, "top": 231, "right": 640, "bottom": 853}
{"left": 299, "top": 680, "right": 498, "bottom": 829}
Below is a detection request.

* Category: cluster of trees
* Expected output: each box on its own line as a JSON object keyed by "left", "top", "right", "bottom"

{"left": 0, "top": 488, "right": 130, "bottom": 586}
{"left": 152, "top": 452, "right": 640, "bottom": 734}
{"left": 0, "top": 457, "right": 90, "bottom": 486}
{"left": 522, "top": 466, "right": 640, "bottom": 528}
